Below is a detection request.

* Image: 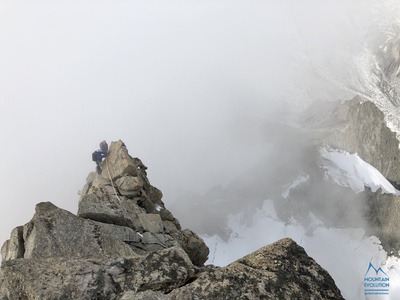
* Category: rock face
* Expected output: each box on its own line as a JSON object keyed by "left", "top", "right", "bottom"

{"left": 301, "top": 98, "right": 400, "bottom": 252}
{"left": 0, "top": 247, "right": 195, "bottom": 300}
{"left": 0, "top": 237, "right": 343, "bottom": 300}
{"left": 303, "top": 97, "right": 400, "bottom": 187}
{"left": 362, "top": 187, "right": 400, "bottom": 255}
{"left": 0, "top": 140, "right": 343, "bottom": 299}
{"left": 22, "top": 202, "right": 135, "bottom": 260}
{"left": 77, "top": 140, "right": 209, "bottom": 266}
{"left": 168, "top": 238, "right": 343, "bottom": 300}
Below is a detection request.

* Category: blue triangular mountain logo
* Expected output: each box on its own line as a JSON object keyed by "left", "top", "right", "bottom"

{"left": 365, "top": 262, "right": 388, "bottom": 276}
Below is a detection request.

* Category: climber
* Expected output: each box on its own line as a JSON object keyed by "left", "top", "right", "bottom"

{"left": 92, "top": 141, "right": 109, "bottom": 174}
{"left": 100, "top": 140, "right": 108, "bottom": 154}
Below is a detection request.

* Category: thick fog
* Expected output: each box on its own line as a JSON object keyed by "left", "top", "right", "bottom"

{"left": 0, "top": 0, "right": 399, "bottom": 262}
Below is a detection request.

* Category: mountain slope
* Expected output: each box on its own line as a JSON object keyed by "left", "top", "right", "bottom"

{"left": 171, "top": 99, "right": 400, "bottom": 299}
{"left": 0, "top": 141, "right": 343, "bottom": 299}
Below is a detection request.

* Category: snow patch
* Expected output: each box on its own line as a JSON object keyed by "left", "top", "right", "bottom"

{"left": 282, "top": 173, "right": 310, "bottom": 199}
{"left": 202, "top": 199, "right": 400, "bottom": 300}
{"left": 320, "top": 147, "right": 399, "bottom": 195}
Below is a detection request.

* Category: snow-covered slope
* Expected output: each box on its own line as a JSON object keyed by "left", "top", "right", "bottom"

{"left": 320, "top": 147, "right": 399, "bottom": 195}
{"left": 202, "top": 148, "right": 400, "bottom": 300}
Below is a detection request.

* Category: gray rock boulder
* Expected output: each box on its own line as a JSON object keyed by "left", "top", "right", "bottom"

{"left": 100, "top": 140, "right": 139, "bottom": 181}
{"left": 115, "top": 176, "right": 145, "bottom": 197}
{"left": 78, "top": 192, "right": 147, "bottom": 231}
{"left": 180, "top": 229, "right": 210, "bottom": 268}
{"left": 0, "top": 200, "right": 199, "bottom": 262}
{"left": 116, "top": 238, "right": 344, "bottom": 300}
{"left": 168, "top": 238, "right": 344, "bottom": 300}
{"left": 137, "top": 214, "right": 163, "bottom": 233}
{"left": 17, "top": 202, "right": 136, "bottom": 260}
{"left": 2, "top": 202, "right": 136, "bottom": 260}
{"left": 0, "top": 247, "right": 195, "bottom": 300}
{"left": 0, "top": 227, "right": 24, "bottom": 262}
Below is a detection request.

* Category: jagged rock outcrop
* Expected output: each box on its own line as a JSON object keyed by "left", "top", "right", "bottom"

{"left": 303, "top": 96, "right": 400, "bottom": 187}
{"left": 1, "top": 236, "right": 343, "bottom": 299}
{"left": 77, "top": 140, "right": 208, "bottom": 266}
{"left": 167, "top": 238, "right": 343, "bottom": 300}
{"left": 300, "top": 97, "right": 400, "bottom": 257}
{"left": 3, "top": 201, "right": 136, "bottom": 260}
{"left": 120, "top": 238, "right": 344, "bottom": 300}
{"left": 362, "top": 187, "right": 400, "bottom": 255}
{"left": 0, "top": 140, "right": 343, "bottom": 299}
{"left": 0, "top": 247, "right": 195, "bottom": 299}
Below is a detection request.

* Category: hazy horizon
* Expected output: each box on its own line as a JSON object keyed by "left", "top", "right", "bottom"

{"left": 1, "top": 0, "right": 399, "bottom": 251}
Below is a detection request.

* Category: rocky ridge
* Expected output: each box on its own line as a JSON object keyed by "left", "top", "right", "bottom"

{"left": 363, "top": 187, "right": 400, "bottom": 255}
{"left": 302, "top": 96, "right": 400, "bottom": 187}
{"left": 0, "top": 140, "right": 343, "bottom": 299}
{"left": 302, "top": 97, "right": 400, "bottom": 254}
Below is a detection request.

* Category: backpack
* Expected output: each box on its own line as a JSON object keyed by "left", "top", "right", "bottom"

{"left": 100, "top": 141, "right": 108, "bottom": 153}
{"left": 92, "top": 151, "right": 98, "bottom": 162}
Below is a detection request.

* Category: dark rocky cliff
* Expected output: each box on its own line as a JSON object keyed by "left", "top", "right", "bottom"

{"left": 303, "top": 98, "right": 400, "bottom": 255}
{"left": 0, "top": 140, "right": 343, "bottom": 299}
{"left": 362, "top": 187, "right": 400, "bottom": 256}
{"left": 303, "top": 96, "right": 400, "bottom": 187}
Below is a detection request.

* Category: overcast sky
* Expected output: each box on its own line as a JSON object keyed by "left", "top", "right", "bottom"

{"left": 0, "top": 0, "right": 398, "bottom": 246}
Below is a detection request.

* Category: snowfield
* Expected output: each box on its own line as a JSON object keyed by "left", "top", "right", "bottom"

{"left": 203, "top": 148, "right": 400, "bottom": 300}
{"left": 320, "top": 147, "right": 400, "bottom": 195}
